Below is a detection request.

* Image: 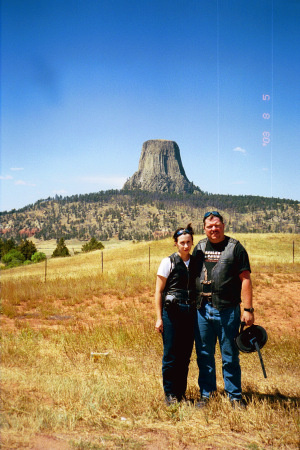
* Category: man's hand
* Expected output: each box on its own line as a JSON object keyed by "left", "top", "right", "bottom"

{"left": 155, "top": 319, "right": 163, "bottom": 333}
{"left": 241, "top": 310, "right": 254, "bottom": 326}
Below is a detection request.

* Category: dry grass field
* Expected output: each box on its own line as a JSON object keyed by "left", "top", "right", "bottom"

{"left": 1, "top": 234, "right": 300, "bottom": 449}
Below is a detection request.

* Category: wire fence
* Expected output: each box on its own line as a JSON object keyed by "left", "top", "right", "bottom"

{"left": 42, "top": 241, "right": 298, "bottom": 283}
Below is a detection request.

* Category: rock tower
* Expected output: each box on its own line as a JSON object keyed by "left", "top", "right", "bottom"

{"left": 123, "top": 140, "right": 197, "bottom": 194}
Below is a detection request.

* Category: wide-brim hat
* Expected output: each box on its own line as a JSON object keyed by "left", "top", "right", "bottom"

{"left": 235, "top": 324, "right": 268, "bottom": 353}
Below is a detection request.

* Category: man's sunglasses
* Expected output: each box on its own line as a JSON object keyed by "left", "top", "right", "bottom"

{"left": 203, "top": 211, "right": 223, "bottom": 222}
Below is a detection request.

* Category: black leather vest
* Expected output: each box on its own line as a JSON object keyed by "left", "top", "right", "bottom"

{"left": 194, "top": 237, "right": 242, "bottom": 310}
{"left": 164, "top": 252, "right": 196, "bottom": 302}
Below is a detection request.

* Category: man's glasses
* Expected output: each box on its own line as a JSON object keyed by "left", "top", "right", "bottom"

{"left": 203, "top": 211, "right": 223, "bottom": 222}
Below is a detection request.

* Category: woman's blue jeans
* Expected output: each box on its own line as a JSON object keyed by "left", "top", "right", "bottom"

{"left": 162, "top": 304, "right": 196, "bottom": 401}
{"left": 194, "top": 302, "right": 241, "bottom": 400}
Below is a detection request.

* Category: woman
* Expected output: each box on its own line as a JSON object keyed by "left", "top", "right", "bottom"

{"left": 155, "top": 224, "right": 197, "bottom": 405}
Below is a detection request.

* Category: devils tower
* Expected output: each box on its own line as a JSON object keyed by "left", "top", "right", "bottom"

{"left": 123, "top": 140, "right": 197, "bottom": 194}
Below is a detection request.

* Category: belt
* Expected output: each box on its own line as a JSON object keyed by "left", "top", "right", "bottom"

{"left": 179, "top": 300, "right": 196, "bottom": 305}
{"left": 164, "top": 298, "right": 195, "bottom": 309}
{"left": 200, "top": 293, "right": 212, "bottom": 303}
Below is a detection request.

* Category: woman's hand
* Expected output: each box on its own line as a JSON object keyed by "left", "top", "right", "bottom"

{"left": 155, "top": 275, "right": 167, "bottom": 334}
{"left": 155, "top": 319, "right": 163, "bottom": 333}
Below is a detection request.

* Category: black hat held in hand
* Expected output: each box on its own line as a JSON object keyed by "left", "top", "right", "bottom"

{"left": 235, "top": 323, "right": 268, "bottom": 378}
{"left": 235, "top": 323, "right": 268, "bottom": 353}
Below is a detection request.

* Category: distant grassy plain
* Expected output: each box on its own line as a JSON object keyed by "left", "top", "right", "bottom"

{"left": 1, "top": 234, "right": 300, "bottom": 449}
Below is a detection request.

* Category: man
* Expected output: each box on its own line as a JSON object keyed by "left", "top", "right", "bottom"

{"left": 193, "top": 211, "right": 254, "bottom": 407}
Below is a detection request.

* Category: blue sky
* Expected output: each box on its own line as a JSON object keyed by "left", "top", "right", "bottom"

{"left": 1, "top": 0, "right": 299, "bottom": 212}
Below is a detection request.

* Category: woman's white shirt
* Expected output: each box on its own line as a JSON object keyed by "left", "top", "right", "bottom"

{"left": 157, "top": 256, "right": 190, "bottom": 279}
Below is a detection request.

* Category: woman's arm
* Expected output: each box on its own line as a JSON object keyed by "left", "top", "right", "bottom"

{"left": 155, "top": 275, "right": 167, "bottom": 333}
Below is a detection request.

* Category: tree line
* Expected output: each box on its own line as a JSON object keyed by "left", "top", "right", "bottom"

{"left": 0, "top": 237, "right": 104, "bottom": 269}
{"left": 0, "top": 189, "right": 299, "bottom": 242}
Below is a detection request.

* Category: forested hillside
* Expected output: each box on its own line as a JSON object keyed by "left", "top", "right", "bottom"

{"left": 1, "top": 189, "right": 299, "bottom": 242}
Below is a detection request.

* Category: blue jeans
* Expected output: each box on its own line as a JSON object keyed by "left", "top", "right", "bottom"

{"left": 162, "top": 304, "right": 196, "bottom": 401}
{"left": 194, "top": 302, "right": 241, "bottom": 400}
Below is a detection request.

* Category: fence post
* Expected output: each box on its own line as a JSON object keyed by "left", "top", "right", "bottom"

{"left": 45, "top": 258, "right": 47, "bottom": 283}
{"left": 293, "top": 241, "right": 295, "bottom": 264}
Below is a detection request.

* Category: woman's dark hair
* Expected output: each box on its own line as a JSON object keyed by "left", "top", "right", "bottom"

{"left": 173, "top": 223, "right": 194, "bottom": 242}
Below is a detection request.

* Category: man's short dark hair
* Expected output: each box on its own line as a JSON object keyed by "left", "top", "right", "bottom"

{"left": 203, "top": 211, "right": 224, "bottom": 224}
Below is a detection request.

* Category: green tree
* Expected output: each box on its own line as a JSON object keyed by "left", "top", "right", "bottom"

{"left": 2, "top": 249, "right": 25, "bottom": 267}
{"left": 18, "top": 239, "right": 37, "bottom": 260}
{"left": 31, "top": 252, "right": 47, "bottom": 263}
{"left": 0, "top": 238, "right": 16, "bottom": 258}
{"left": 52, "top": 238, "right": 70, "bottom": 258}
{"left": 81, "top": 237, "right": 104, "bottom": 253}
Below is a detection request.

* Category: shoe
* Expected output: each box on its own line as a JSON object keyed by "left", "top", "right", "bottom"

{"left": 195, "top": 397, "right": 209, "bottom": 409}
{"left": 165, "top": 395, "right": 178, "bottom": 406}
{"left": 230, "top": 399, "right": 246, "bottom": 410}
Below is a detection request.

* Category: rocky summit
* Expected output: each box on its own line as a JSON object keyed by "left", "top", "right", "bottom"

{"left": 123, "top": 140, "right": 197, "bottom": 194}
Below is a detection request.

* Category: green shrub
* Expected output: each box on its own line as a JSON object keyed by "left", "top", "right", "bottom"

{"left": 2, "top": 249, "right": 25, "bottom": 267}
{"left": 31, "top": 252, "right": 47, "bottom": 263}
{"left": 81, "top": 237, "right": 104, "bottom": 253}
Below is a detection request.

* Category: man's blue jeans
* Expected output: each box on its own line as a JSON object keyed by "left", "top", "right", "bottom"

{"left": 194, "top": 302, "right": 241, "bottom": 400}
{"left": 162, "top": 304, "right": 196, "bottom": 401}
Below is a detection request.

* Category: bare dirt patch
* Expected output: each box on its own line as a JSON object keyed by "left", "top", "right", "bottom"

{"left": 32, "top": 435, "right": 71, "bottom": 450}
{"left": 1, "top": 273, "right": 299, "bottom": 336}
{"left": 252, "top": 272, "right": 300, "bottom": 334}
{"left": 0, "top": 291, "right": 155, "bottom": 333}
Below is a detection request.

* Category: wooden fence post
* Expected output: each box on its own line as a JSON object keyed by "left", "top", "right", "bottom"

{"left": 293, "top": 241, "right": 295, "bottom": 264}
{"left": 45, "top": 258, "right": 47, "bottom": 283}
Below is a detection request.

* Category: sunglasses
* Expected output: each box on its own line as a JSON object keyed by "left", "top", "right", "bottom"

{"left": 176, "top": 229, "right": 192, "bottom": 237}
{"left": 203, "top": 211, "right": 223, "bottom": 222}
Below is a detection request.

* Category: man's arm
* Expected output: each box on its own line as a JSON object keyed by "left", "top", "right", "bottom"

{"left": 155, "top": 275, "right": 167, "bottom": 333}
{"left": 239, "top": 270, "right": 255, "bottom": 326}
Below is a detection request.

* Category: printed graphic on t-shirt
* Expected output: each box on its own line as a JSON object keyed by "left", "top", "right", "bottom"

{"left": 205, "top": 250, "right": 221, "bottom": 263}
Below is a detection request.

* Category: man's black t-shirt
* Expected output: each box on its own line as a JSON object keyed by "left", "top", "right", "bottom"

{"left": 204, "top": 236, "right": 251, "bottom": 280}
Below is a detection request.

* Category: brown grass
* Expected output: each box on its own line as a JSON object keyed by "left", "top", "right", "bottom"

{"left": 1, "top": 234, "right": 300, "bottom": 449}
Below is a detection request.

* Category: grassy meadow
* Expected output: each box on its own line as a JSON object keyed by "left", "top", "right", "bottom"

{"left": 1, "top": 233, "right": 300, "bottom": 449}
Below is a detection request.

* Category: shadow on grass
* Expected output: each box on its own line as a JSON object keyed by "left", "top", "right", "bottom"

{"left": 243, "top": 389, "right": 300, "bottom": 408}
{"left": 185, "top": 387, "right": 299, "bottom": 410}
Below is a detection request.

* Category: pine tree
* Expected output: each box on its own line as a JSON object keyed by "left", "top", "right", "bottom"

{"left": 18, "top": 239, "right": 37, "bottom": 260}
{"left": 52, "top": 238, "right": 70, "bottom": 258}
{"left": 81, "top": 237, "right": 104, "bottom": 253}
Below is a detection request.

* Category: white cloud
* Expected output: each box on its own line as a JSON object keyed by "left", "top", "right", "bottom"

{"left": 233, "top": 147, "right": 247, "bottom": 154}
{"left": 10, "top": 167, "right": 24, "bottom": 171}
{"left": 15, "top": 180, "right": 36, "bottom": 187}
{"left": 0, "top": 175, "right": 13, "bottom": 180}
